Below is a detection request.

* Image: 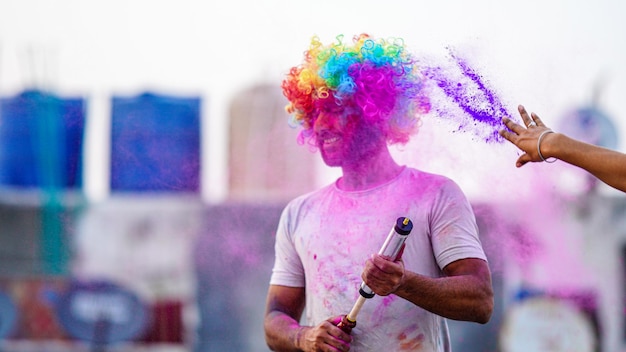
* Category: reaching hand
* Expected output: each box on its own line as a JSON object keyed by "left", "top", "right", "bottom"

{"left": 296, "top": 316, "right": 352, "bottom": 352}
{"left": 361, "top": 254, "right": 405, "bottom": 296}
{"left": 499, "top": 105, "right": 556, "bottom": 167}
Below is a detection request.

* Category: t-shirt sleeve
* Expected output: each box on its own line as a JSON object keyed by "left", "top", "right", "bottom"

{"left": 430, "top": 178, "right": 487, "bottom": 269}
{"left": 269, "top": 205, "right": 305, "bottom": 287}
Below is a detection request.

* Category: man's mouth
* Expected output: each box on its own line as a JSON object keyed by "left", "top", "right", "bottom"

{"left": 322, "top": 136, "right": 340, "bottom": 145}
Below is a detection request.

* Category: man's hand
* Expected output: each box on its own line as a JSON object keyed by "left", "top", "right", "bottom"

{"left": 361, "top": 254, "right": 405, "bottom": 296}
{"left": 297, "top": 316, "right": 352, "bottom": 351}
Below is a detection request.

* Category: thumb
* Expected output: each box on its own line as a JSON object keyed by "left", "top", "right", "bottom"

{"left": 329, "top": 315, "right": 343, "bottom": 325}
{"left": 516, "top": 154, "right": 530, "bottom": 168}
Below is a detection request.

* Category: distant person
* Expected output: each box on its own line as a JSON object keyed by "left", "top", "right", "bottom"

{"left": 264, "top": 33, "right": 493, "bottom": 351}
{"left": 500, "top": 104, "right": 626, "bottom": 193}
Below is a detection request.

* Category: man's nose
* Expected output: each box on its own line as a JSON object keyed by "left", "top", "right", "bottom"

{"left": 314, "top": 112, "right": 332, "bottom": 133}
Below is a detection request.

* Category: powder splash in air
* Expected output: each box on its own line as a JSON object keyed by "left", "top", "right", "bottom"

{"left": 421, "top": 47, "right": 513, "bottom": 143}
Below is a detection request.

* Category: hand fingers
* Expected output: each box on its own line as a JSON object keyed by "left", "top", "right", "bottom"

{"left": 363, "top": 255, "right": 404, "bottom": 295}
{"left": 502, "top": 105, "right": 544, "bottom": 133}
{"left": 501, "top": 116, "right": 526, "bottom": 136}
{"left": 531, "top": 112, "right": 547, "bottom": 128}
{"left": 311, "top": 321, "right": 351, "bottom": 351}
{"left": 328, "top": 316, "right": 343, "bottom": 326}
{"left": 324, "top": 322, "right": 352, "bottom": 350}
{"left": 328, "top": 327, "right": 352, "bottom": 344}
{"left": 370, "top": 254, "right": 397, "bottom": 273}
{"left": 518, "top": 104, "right": 534, "bottom": 127}
{"left": 499, "top": 127, "right": 516, "bottom": 143}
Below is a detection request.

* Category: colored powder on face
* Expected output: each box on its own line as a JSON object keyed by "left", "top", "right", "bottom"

{"left": 420, "top": 47, "right": 513, "bottom": 143}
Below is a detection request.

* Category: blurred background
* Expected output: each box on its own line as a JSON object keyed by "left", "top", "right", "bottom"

{"left": 0, "top": 0, "right": 625, "bottom": 351}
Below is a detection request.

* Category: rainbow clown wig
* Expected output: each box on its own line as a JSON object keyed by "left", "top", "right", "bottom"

{"left": 282, "top": 33, "right": 430, "bottom": 146}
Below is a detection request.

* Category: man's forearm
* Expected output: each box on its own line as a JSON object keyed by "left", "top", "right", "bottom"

{"left": 264, "top": 311, "right": 305, "bottom": 351}
{"left": 394, "top": 271, "right": 493, "bottom": 324}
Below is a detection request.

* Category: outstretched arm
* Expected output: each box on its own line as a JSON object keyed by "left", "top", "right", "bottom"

{"left": 499, "top": 105, "right": 626, "bottom": 193}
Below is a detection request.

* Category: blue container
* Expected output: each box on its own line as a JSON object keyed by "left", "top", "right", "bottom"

{"left": 0, "top": 90, "right": 85, "bottom": 188}
{"left": 110, "top": 92, "right": 201, "bottom": 192}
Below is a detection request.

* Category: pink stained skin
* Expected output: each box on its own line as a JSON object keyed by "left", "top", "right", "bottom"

{"left": 313, "top": 100, "right": 387, "bottom": 173}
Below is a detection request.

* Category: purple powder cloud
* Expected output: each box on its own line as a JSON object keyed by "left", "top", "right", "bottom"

{"left": 420, "top": 47, "right": 513, "bottom": 144}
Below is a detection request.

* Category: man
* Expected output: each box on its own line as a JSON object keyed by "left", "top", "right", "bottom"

{"left": 500, "top": 104, "right": 626, "bottom": 193}
{"left": 264, "top": 34, "right": 493, "bottom": 351}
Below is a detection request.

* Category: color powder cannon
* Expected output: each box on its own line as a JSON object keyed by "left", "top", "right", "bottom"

{"left": 337, "top": 217, "right": 414, "bottom": 333}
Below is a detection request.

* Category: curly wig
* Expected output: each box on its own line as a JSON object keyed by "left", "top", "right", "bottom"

{"left": 282, "top": 33, "right": 430, "bottom": 146}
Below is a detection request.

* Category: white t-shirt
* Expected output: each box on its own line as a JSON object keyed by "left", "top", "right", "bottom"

{"left": 270, "top": 167, "right": 487, "bottom": 351}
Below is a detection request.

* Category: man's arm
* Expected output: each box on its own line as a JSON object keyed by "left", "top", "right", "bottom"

{"left": 362, "top": 256, "right": 493, "bottom": 324}
{"left": 264, "top": 285, "right": 352, "bottom": 351}
{"left": 264, "top": 285, "right": 306, "bottom": 351}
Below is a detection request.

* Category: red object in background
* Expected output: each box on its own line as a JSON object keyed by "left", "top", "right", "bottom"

{"left": 141, "top": 300, "right": 183, "bottom": 343}
{"left": 3, "top": 277, "right": 69, "bottom": 341}
{"left": 1, "top": 278, "right": 186, "bottom": 345}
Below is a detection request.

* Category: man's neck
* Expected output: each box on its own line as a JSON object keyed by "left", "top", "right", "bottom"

{"left": 338, "top": 149, "right": 403, "bottom": 191}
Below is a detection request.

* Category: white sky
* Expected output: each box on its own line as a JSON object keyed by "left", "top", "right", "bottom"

{"left": 0, "top": 0, "right": 625, "bottom": 202}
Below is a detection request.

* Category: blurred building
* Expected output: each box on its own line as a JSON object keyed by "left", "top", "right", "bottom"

{"left": 0, "top": 83, "right": 624, "bottom": 352}
{"left": 228, "top": 83, "right": 316, "bottom": 202}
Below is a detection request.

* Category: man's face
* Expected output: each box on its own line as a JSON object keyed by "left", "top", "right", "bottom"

{"left": 312, "top": 100, "right": 384, "bottom": 168}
